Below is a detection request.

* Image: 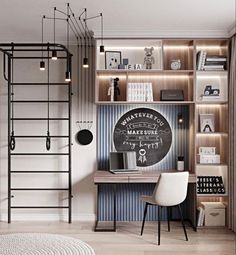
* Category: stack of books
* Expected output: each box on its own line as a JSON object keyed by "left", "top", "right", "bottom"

{"left": 196, "top": 51, "right": 227, "bottom": 71}
{"left": 204, "top": 55, "right": 227, "bottom": 71}
{"left": 127, "top": 83, "right": 153, "bottom": 102}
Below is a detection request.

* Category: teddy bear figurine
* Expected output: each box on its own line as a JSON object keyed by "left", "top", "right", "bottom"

{"left": 144, "top": 47, "right": 155, "bottom": 69}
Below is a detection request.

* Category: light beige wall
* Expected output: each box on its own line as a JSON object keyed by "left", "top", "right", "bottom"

{"left": 0, "top": 45, "right": 97, "bottom": 221}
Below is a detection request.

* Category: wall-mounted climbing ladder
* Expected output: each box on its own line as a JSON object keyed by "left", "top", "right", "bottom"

{"left": 0, "top": 43, "right": 72, "bottom": 223}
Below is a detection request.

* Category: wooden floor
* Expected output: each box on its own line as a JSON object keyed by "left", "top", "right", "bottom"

{"left": 0, "top": 221, "right": 235, "bottom": 255}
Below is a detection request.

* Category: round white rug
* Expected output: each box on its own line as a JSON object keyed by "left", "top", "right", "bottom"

{"left": 0, "top": 233, "right": 95, "bottom": 255}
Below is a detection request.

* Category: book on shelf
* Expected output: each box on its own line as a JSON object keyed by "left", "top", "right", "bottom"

{"left": 197, "top": 207, "right": 205, "bottom": 227}
{"left": 203, "top": 65, "right": 225, "bottom": 71}
{"left": 206, "top": 56, "right": 227, "bottom": 62}
{"left": 200, "top": 95, "right": 221, "bottom": 101}
{"left": 127, "top": 82, "right": 153, "bottom": 102}
{"left": 205, "top": 60, "right": 226, "bottom": 66}
{"left": 196, "top": 50, "right": 207, "bottom": 70}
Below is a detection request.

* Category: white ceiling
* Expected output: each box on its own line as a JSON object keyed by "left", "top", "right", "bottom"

{"left": 0, "top": 0, "right": 235, "bottom": 43}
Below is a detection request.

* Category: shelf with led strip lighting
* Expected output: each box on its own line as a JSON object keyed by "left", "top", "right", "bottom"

{"left": 162, "top": 39, "right": 194, "bottom": 70}
{"left": 97, "top": 69, "right": 194, "bottom": 74}
{"left": 96, "top": 72, "right": 194, "bottom": 102}
{"left": 196, "top": 163, "right": 228, "bottom": 166}
{"left": 196, "top": 132, "right": 228, "bottom": 136}
{"left": 196, "top": 71, "right": 228, "bottom": 103}
{"left": 195, "top": 39, "right": 229, "bottom": 211}
{"left": 95, "top": 101, "right": 195, "bottom": 105}
{"left": 95, "top": 39, "right": 195, "bottom": 104}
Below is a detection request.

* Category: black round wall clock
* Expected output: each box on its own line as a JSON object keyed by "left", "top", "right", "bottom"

{"left": 113, "top": 108, "right": 172, "bottom": 167}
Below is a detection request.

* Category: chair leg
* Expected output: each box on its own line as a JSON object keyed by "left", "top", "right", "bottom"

{"left": 140, "top": 203, "right": 148, "bottom": 236}
{"left": 158, "top": 206, "right": 161, "bottom": 245}
{"left": 167, "top": 207, "right": 170, "bottom": 232}
{"left": 178, "top": 204, "right": 188, "bottom": 241}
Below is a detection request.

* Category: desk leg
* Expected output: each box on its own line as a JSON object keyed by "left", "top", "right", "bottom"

{"left": 186, "top": 183, "right": 197, "bottom": 231}
{"left": 113, "top": 184, "right": 117, "bottom": 231}
{"left": 94, "top": 184, "right": 117, "bottom": 232}
{"left": 94, "top": 184, "right": 100, "bottom": 231}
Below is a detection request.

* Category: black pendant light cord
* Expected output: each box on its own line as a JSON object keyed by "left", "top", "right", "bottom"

{"left": 84, "top": 9, "right": 89, "bottom": 125}
{"left": 46, "top": 47, "right": 51, "bottom": 151}
{"left": 10, "top": 45, "right": 15, "bottom": 150}
{"left": 67, "top": 5, "right": 69, "bottom": 72}
{"left": 54, "top": 8, "right": 56, "bottom": 49}
{"left": 79, "top": 9, "right": 87, "bottom": 63}
{"left": 101, "top": 13, "right": 103, "bottom": 46}
{"left": 42, "top": 16, "right": 44, "bottom": 60}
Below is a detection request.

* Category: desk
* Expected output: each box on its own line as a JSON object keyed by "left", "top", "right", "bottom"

{"left": 94, "top": 170, "right": 197, "bottom": 232}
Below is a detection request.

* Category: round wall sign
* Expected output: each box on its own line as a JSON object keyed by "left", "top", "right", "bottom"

{"left": 113, "top": 108, "right": 172, "bottom": 167}
{"left": 76, "top": 129, "right": 93, "bottom": 145}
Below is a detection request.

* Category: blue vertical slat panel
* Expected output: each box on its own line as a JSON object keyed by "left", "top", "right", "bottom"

{"left": 97, "top": 105, "right": 189, "bottom": 221}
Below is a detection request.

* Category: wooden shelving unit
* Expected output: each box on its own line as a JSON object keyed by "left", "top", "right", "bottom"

{"left": 194, "top": 39, "right": 229, "bottom": 225}
{"left": 95, "top": 38, "right": 229, "bottom": 228}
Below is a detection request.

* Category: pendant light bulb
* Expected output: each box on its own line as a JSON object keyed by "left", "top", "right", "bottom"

{"left": 83, "top": 57, "right": 89, "bottom": 68}
{"left": 178, "top": 113, "right": 183, "bottom": 125}
{"left": 52, "top": 50, "right": 57, "bottom": 60}
{"left": 65, "top": 71, "right": 71, "bottom": 82}
{"left": 100, "top": 45, "right": 105, "bottom": 55}
{"left": 40, "top": 61, "right": 45, "bottom": 71}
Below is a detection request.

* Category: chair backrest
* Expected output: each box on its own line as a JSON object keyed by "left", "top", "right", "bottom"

{"left": 152, "top": 172, "right": 189, "bottom": 206}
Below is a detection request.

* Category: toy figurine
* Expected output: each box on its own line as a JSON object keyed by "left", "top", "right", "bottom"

{"left": 204, "top": 85, "right": 220, "bottom": 96}
{"left": 144, "top": 47, "right": 155, "bottom": 69}
{"left": 107, "top": 77, "right": 120, "bottom": 101}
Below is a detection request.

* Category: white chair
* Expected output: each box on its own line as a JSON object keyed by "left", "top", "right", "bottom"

{"left": 140, "top": 171, "right": 189, "bottom": 245}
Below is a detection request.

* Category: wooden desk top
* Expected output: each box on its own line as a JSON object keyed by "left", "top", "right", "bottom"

{"left": 94, "top": 170, "right": 196, "bottom": 184}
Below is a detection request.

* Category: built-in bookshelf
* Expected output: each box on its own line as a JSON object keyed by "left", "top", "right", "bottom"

{"left": 95, "top": 38, "right": 229, "bottom": 227}
{"left": 194, "top": 39, "right": 229, "bottom": 228}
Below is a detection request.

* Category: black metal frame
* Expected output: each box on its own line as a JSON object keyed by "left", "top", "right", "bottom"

{"left": 94, "top": 184, "right": 116, "bottom": 232}
{"left": 140, "top": 203, "right": 188, "bottom": 245}
{"left": 0, "top": 43, "right": 72, "bottom": 223}
{"left": 94, "top": 182, "right": 196, "bottom": 233}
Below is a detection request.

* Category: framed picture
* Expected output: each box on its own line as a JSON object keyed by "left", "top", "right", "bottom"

{"left": 200, "top": 114, "right": 215, "bottom": 132}
{"left": 105, "top": 51, "right": 121, "bottom": 69}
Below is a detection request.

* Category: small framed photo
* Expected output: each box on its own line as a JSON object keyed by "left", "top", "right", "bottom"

{"left": 105, "top": 51, "right": 121, "bottom": 69}
{"left": 200, "top": 114, "right": 215, "bottom": 132}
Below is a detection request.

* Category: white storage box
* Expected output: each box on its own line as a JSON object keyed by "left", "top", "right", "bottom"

{"left": 197, "top": 154, "right": 220, "bottom": 164}
{"left": 199, "top": 147, "right": 216, "bottom": 155}
{"left": 201, "top": 202, "right": 225, "bottom": 226}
